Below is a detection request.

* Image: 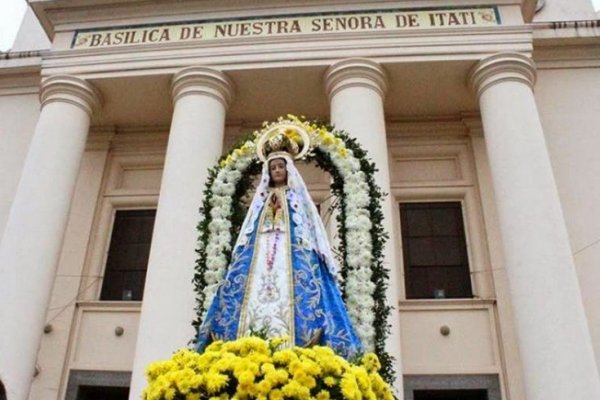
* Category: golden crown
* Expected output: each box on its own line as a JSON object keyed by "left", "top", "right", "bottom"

{"left": 257, "top": 122, "right": 310, "bottom": 162}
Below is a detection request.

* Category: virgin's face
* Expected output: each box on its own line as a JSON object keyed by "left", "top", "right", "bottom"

{"left": 269, "top": 158, "right": 287, "bottom": 186}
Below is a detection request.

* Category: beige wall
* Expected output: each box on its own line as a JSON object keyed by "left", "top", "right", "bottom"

{"left": 0, "top": 92, "right": 40, "bottom": 239}
{"left": 533, "top": 0, "right": 597, "bottom": 21}
{"left": 536, "top": 66, "right": 600, "bottom": 368}
{"left": 11, "top": 7, "right": 50, "bottom": 52}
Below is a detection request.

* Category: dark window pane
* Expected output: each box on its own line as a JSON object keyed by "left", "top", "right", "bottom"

{"left": 433, "top": 236, "right": 463, "bottom": 266}
{"left": 430, "top": 207, "right": 461, "bottom": 235}
{"left": 400, "top": 202, "right": 472, "bottom": 299}
{"left": 77, "top": 385, "right": 129, "bottom": 400}
{"left": 407, "top": 237, "right": 436, "bottom": 266}
{"left": 414, "top": 389, "right": 488, "bottom": 400}
{"left": 100, "top": 209, "right": 156, "bottom": 301}
{"left": 405, "top": 208, "right": 432, "bottom": 236}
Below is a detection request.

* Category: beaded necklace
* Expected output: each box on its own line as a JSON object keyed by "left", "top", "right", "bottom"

{"left": 265, "top": 189, "right": 284, "bottom": 271}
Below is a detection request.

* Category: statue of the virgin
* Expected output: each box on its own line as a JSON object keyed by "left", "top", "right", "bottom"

{"left": 196, "top": 124, "right": 363, "bottom": 358}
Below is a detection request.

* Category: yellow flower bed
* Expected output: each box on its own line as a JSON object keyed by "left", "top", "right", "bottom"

{"left": 143, "top": 337, "right": 394, "bottom": 400}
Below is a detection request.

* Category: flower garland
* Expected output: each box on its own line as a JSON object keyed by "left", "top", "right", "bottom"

{"left": 143, "top": 337, "right": 394, "bottom": 400}
{"left": 193, "top": 116, "right": 394, "bottom": 382}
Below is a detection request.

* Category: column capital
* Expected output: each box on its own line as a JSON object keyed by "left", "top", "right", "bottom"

{"left": 40, "top": 75, "right": 102, "bottom": 117}
{"left": 171, "top": 66, "right": 234, "bottom": 109}
{"left": 469, "top": 52, "right": 536, "bottom": 99}
{"left": 324, "top": 58, "right": 388, "bottom": 101}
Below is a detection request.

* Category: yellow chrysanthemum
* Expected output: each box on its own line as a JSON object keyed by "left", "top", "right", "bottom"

{"left": 269, "top": 336, "right": 289, "bottom": 350}
{"left": 281, "top": 380, "right": 310, "bottom": 398}
{"left": 204, "top": 371, "right": 228, "bottom": 393}
{"left": 268, "top": 389, "right": 284, "bottom": 400}
{"left": 272, "top": 349, "right": 298, "bottom": 365}
{"left": 360, "top": 353, "right": 381, "bottom": 372}
{"left": 340, "top": 373, "right": 360, "bottom": 400}
{"left": 143, "top": 337, "right": 393, "bottom": 400}
{"left": 324, "top": 376, "right": 338, "bottom": 387}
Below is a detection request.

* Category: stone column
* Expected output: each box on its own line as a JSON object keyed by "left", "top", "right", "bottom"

{"left": 128, "top": 66, "right": 233, "bottom": 399}
{"left": 324, "top": 58, "right": 404, "bottom": 396}
{"left": 0, "top": 76, "right": 100, "bottom": 400}
{"left": 469, "top": 52, "right": 600, "bottom": 400}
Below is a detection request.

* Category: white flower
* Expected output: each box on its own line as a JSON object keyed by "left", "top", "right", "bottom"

{"left": 221, "top": 182, "right": 235, "bottom": 196}
{"left": 225, "top": 169, "right": 242, "bottom": 183}
{"left": 234, "top": 157, "right": 252, "bottom": 170}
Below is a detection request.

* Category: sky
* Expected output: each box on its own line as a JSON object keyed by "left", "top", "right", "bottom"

{"left": 0, "top": 0, "right": 27, "bottom": 51}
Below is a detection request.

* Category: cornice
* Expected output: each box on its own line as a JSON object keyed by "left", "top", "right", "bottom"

{"left": 324, "top": 58, "right": 388, "bottom": 101}
{"left": 171, "top": 66, "right": 234, "bottom": 109}
{"left": 86, "top": 126, "right": 115, "bottom": 150}
{"left": 39, "top": 24, "right": 533, "bottom": 79}
{"left": 30, "top": 0, "right": 524, "bottom": 38}
{"left": 468, "top": 52, "right": 536, "bottom": 100}
{"left": 40, "top": 74, "right": 102, "bottom": 116}
{"left": 0, "top": 54, "right": 43, "bottom": 77}
{"left": 532, "top": 21, "right": 600, "bottom": 69}
{"left": 461, "top": 112, "right": 484, "bottom": 137}
{"left": 0, "top": 68, "right": 41, "bottom": 95}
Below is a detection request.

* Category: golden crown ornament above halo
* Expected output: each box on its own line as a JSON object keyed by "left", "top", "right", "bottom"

{"left": 256, "top": 122, "right": 311, "bottom": 162}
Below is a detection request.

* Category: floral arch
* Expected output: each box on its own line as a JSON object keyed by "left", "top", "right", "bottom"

{"left": 193, "top": 115, "right": 394, "bottom": 381}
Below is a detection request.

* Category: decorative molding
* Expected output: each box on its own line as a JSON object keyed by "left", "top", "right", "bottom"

{"left": 389, "top": 143, "right": 472, "bottom": 188}
{"left": 398, "top": 298, "right": 496, "bottom": 310}
{"left": 39, "top": 25, "right": 533, "bottom": 79}
{"left": 0, "top": 65, "right": 42, "bottom": 95}
{"left": 31, "top": 0, "right": 522, "bottom": 38}
{"left": 40, "top": 74, "right": 102, "bottom": 116}
{"left": 87, "top": 127, "right": 169, "bottom": 152}
{"left": 104, "top": 153, "right": 165, "bottom": 196}
{"left": 110, "top": 130, "right": 169, "bottom": 154}
{"left": 0, "top": 50, "right": 48, "bottom": 60}
{"left": 469, "top": 52, "right": 536, "bottom": 99}
{"left": 387, "top": 116, "right": 469, "bottom": 140}
{"left": 403, "top": 374, "right": 502, "bottom": 400}
{"left": 324, "top": 57, "right": 388, "bottom": 100}
{"left": 86, "top": 127, "right": 115, "bottom": 151}
{"left": 65, "top": 370, "right": 131, "bottom": 400}
{"left": 533, "top": 42, "right": 600, "bottom": 69}
{"left": 461, "top": 112, "right": 483, "bottom": 137}
{"left": 539, "top": 19, "right": 600, "bottom": 32}
{"left": 171, "top": 66, "right": 234, "bottom": 108}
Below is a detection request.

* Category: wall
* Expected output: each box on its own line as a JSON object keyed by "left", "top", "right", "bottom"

{"left": 533, "top": 0, "right": 597, "bottom": 21}
{"left": 11, "top": 7, "right": 50, "bottom": 52}
{"left": 0, "top": 91, "right": 40, "bottom": 239}
{"left": 536, "top": 66, "right": 600, "bottom": 369}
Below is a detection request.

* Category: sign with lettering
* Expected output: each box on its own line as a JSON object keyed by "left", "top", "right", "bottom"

{"left": 72, "top": 7, "right": 500, "bottom": 49}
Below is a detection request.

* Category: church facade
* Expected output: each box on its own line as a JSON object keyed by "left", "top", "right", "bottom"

{"left": 1, "top": 1, "right": 600, "bottom": 399}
